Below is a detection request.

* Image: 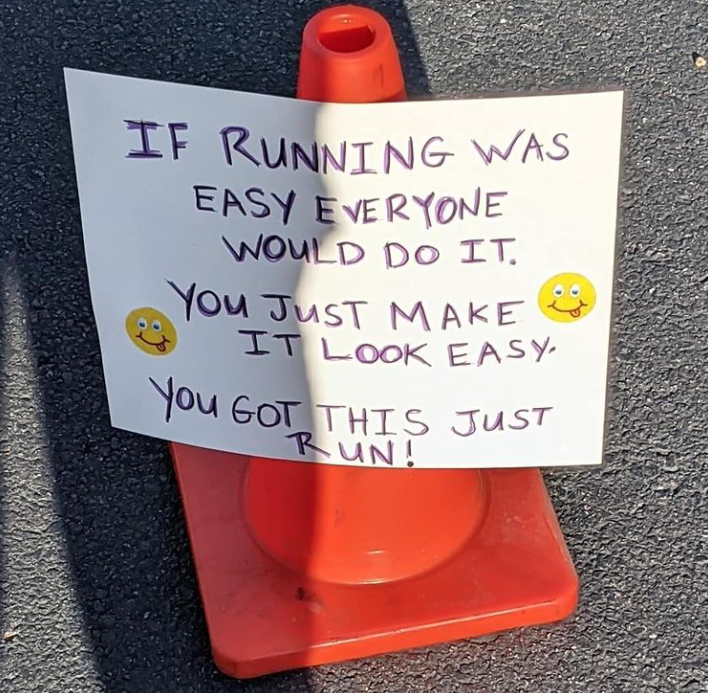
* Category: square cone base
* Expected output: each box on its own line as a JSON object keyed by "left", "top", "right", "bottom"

{"left": 170, "top": 444, "right": 578, "bottom": 679}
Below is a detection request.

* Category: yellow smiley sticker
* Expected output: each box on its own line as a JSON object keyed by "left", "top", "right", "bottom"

{"left": 538, "top": 273, "right": 597, "bottom": 323}
{"left": 125, "top": 307, "right": 178, "bottom": 355}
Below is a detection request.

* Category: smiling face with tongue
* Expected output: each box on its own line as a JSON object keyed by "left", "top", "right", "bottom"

{"left": 125, "top": 307, "right": 178, "bottom": 355}
{"left": 538, "top": 273, "right": 597, "bottom": 323}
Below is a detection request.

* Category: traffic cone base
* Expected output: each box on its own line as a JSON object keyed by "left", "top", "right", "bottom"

{"left": 171, "top": 443, "right": 578, "bottom": 679}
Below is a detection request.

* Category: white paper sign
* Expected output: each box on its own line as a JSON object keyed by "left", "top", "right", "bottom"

{"left": 65, "top": 68, "right": 623, "bottom": 469}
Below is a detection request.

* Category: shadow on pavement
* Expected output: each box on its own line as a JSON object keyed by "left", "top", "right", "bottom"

{"left": 1, "top": 0, "right": 430, "bottom": 690}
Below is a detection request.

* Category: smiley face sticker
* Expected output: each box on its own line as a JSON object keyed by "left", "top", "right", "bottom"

{"left": 125, "top": 307, "right": 177, "bottom": 355}
{"left": 538, "top": 273, "right": 597, "bottom": 323}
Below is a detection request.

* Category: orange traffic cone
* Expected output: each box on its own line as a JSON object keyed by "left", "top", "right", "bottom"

{"left": 170, "top": 5, "right": 578, "bottom": 679}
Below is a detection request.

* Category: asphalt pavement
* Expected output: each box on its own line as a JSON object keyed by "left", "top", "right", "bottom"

{"left": 1, "top": 0, "right": 707, "bottom": 691}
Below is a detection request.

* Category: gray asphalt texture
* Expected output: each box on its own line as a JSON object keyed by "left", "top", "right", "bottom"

{"left": 1, "top": 0, "right": 707, "bottom": 691}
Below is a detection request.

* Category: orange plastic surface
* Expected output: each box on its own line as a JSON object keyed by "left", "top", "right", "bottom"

{"left": 171, "top": 445, "right": 578, "bottom": 678}
{"left": 170, "top": 5, "right": 579, "bottom": 679}
{"left": 296, "top": 5, "right": 406, "bottom": 103}
{"left": 245, "top": 459, "right": 487, "bottom": 584}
